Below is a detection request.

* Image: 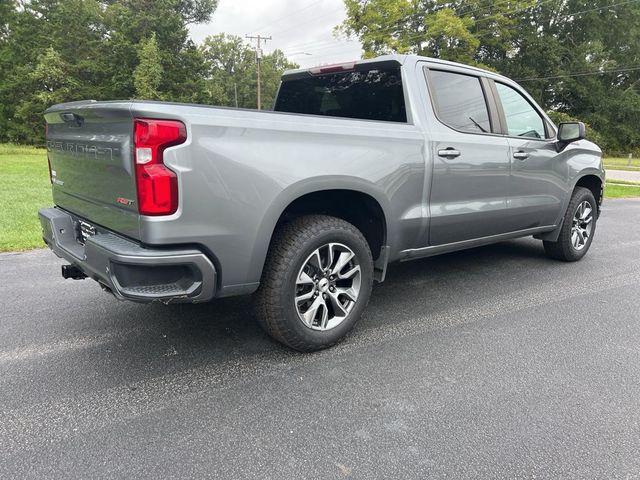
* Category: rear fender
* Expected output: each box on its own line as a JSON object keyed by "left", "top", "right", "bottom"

{"left": 247, "top": 176, "right": 393, "bottom": 284}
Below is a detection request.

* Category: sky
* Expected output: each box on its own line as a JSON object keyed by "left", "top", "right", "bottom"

{"left": 188, "top": 0, "right": 363, "bottom": 68}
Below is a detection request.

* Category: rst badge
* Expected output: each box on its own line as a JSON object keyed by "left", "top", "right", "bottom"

{"left": 116, "top": 197, "right": 135, "bottom": 206}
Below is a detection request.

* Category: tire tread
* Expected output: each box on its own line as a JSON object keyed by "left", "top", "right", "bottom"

{"left": 543, "top": 187, "right": 597, "bottom": 262}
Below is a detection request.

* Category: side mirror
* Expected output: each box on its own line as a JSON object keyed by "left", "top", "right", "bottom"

{"left": 557, "top": 121, "right": 586, "bottom": 148}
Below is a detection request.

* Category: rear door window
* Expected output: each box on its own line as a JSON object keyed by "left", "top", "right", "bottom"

{"left": 427, "top": 70, "right": 492, "bottom": 134}
{"left": 274, "top": 66, "right": 407, "bottom": 123}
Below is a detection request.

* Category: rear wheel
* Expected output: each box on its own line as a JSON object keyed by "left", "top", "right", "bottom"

{"left": 255, "top": 215, "right": 373, "bottom": 352}
{"left": 543, "top": 187, "right": 597, "bottom": 262}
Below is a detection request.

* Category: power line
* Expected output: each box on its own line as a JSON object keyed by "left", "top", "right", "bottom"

{"left": 282, "top": 37, "right": 357, "bottom": 53}
{"left": 335, "top": 0, "right": 639, "bottom": 51}
{"left": 516, "top": 65, "right": 640, "bottom": 81}
{"left": 248, "top": 0, "right": 330, "bottom": 36}
{"left": 278, "top": 1, "right": 535, "bottom": 56}
{"left": 274, "top": 0, "right": 640, "bottom": 67}
{"left": 267, "top": 0, "right": 640, "bottom": 58}
{"left": 457, "top": 0, "right": 536, "bottom": 17}
{"left": 275, "top": 7, "right": 346, "bottom": 38}
{"left": 554, "top": 0, "right": 640, "bottom": 19}
{"left": 282, "top": 39, "right": 358, "bottom": 56}
{"left": 259, "top": 0, "right": 554, "bottom": 61}
{"left": 454, "top": 0, "right": 558, "bottom": 21}
{"left": 332, "top": 0, "right": 557, "bottom": 41}
{"left": 472, "top": 0, "right": 559, "bottom": 24}
{"left": 315, "top": 0, "right": 637, "bottom": 49}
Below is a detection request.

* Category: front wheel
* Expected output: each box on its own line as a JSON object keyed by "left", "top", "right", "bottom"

{"left": 255, "top": 215, "right": 374, "bottom": 352}
{"left": 543, "top": 186, "right": 598, "bottom": 262}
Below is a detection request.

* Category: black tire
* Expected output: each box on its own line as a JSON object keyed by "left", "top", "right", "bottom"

{"left": 255, "top": 215, "right": 374, "bottom": 352}
{"left": 543, "top": 187, "right": 597, "bottom": 262}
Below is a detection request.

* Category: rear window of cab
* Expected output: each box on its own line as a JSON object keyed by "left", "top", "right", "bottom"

{"left": 274, "top": 66, "right": 407, "bottom": 123}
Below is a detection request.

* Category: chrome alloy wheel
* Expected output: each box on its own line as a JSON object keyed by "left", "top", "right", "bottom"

{"left": 571, "top": 200, "right": 594, "bottom": 251}
{"left": 294, "top": 242, "right": 362, "bottom": 331}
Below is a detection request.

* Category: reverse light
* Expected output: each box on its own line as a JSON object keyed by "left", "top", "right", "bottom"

{"left": 45, "top": 123, "right": 53, "bottom": 184}
{"left": 47, "top": 153, "right": 53, "bottom": 184}
{"left": 134, "top": 118, "right": 187, "bottom": 216}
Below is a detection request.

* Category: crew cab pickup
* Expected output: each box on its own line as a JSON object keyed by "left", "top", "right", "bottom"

{"left": 40, "top": 55, "right": 604, "bottom": 351}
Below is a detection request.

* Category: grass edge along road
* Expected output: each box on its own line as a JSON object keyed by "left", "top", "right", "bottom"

{"left": 0, "top": 144, "right": 638, "bottom": 252}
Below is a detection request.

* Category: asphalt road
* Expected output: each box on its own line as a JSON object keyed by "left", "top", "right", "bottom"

{"left": 1, "top": 200, "right": 640, "bottom": 479}
{"left": 606, "top": 169, "right": 640, "bottom": 183}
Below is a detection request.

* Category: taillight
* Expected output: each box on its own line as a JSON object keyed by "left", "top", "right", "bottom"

{"left": 134, "top": 118, "right": 186, "bottom": 216}
{"left": 47, "top": 153, "right": 53, "bottom": 184}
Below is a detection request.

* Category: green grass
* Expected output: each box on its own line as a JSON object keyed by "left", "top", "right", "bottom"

{"left": 0, "top": 143, "right": 46, "bottom": 155}
{"left": 605, "top": 180, "right": 640, "bottom": 199}
{"left": 604, "top": 157, "right": 640, "bottom": 171}
{"left": 0, "top": 145, "right": 51, "bottom": 252}
{"left": 606, "top": 179, "right": 640, "bottom": 186}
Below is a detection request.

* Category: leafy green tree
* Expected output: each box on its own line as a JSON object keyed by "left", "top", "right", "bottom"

{"left": 339, "top": 0, "right": 640, "bottom": 153}
{"left": 495, "top": 0, "right": 640, "bottom": 154}
{"left": 0, "top": 0, "right": 105, "bottom": 143}
{"left": 200, "top": 34, "right": 297, "bottom": 110}
{"left": 12, "top": 47, "right": 78, "bottom": 143}
{"left": 134, "top": 33, "right": 164, "bottom": 100}
{"left": 0, "top": 0, "right": 18, "bottom": 139}
{"left": 338, "top": 0, "right": 534, "bottom": 68}
{"left": 200, "top": 33, "right": 256, "bottom": 107}
{"left": 0, "top": 0, "right": 218, "bottom": 144}
{"left": 422, "top": 8, "right": 479, "bottom": 65}
{"left": 102, "top": 0, "right": 217, "bottom": 102}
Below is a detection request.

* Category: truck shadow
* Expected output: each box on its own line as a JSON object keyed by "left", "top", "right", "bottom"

{"left": 34, "top": 238, "right": 551, "bottom": 390}
{"left": 112, "top": 238, "right": 546, "bottom": 352}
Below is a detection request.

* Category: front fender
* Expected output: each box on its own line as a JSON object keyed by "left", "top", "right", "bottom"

{"left": 537, "top": 166, "right": 605, "bottom": 242}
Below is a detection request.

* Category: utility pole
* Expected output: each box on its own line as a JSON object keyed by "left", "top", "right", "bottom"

{"left": 245, "top": 34, "right": 271, "bottom": 110}
{"left": 233, "top": 82, "right": 238, "bottom": 108}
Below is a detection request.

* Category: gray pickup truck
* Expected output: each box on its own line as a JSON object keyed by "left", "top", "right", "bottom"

{"left": 40, "top": 55, "right": 604, "bottom": 351}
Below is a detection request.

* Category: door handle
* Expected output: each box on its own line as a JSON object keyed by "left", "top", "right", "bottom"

{"left": 438, "top": 148, "right": 461, "bottom": 158}
{"left": 513, "top": 151, "right": 529, "bottom": 160}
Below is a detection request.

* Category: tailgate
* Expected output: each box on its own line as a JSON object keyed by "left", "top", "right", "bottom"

{"left": 44, "top": 101, "right": 140, "bottom": 239}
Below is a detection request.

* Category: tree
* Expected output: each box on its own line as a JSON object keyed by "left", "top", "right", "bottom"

{"left": 0, "top": 0, "right": 219, "bottom": 144}
{"left": 200, "top": 34, "right": 298, "bottom": 110}
{"left": 101, "top": 0, "right": 218, "bottom": 102}
{"left": 337, "top": 0, "right": 535, "bottom": 68}
{"left": 12, "top": 47, "right": 78, "bottom": 143}
{"left": 200, "top": 33, "right": 255, "bottom": 107}
{"left": 0, "top": 0, "right": 103, "bottom": 144}
{"left": 338, "top": 0, "right": 640, "bottom": 154}
{"left": 134, "top": 33, "right": 163, "bottom": 100}
{"left": 494, "top": 0, "right": 640, "bottom": 154}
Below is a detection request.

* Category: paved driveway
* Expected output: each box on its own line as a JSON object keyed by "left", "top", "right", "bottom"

{"left": 1, "top": 199, "right": 639, "bottom": 479}
{"left": 606, "top": 168, "right": 640, "bottom": 182}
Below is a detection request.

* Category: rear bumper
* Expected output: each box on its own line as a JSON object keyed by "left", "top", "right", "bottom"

{"left": 38, "top": 207, "right": 217, "bottom": 303}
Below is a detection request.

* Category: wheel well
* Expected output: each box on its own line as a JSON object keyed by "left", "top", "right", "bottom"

{"left": 274, "top": 190, "right": 387, "bottom": 260}
{"left": 575, "top": 175, "right": 603, "bottom": 208}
